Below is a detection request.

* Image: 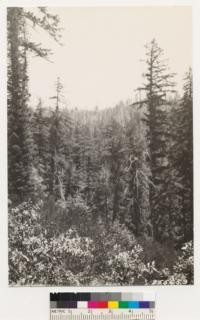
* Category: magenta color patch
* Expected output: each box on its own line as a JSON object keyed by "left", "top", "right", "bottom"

{"left": 88, "top": 301, "right": 98, "bottom": 308}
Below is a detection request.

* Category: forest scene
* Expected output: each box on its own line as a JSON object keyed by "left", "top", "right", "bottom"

{"left": 8, "top": 7, "right": 193, "bottom": 286}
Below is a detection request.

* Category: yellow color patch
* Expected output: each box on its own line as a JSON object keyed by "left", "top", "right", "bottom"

{"left": 108, "top": 301, "right": 119, "bottom": 309}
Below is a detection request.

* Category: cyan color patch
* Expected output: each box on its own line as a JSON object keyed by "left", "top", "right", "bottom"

{"left": 128, "top": 301, "right": 139, "bottom": 308}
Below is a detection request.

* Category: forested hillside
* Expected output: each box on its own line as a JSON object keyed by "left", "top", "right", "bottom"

{"left": 8, "top": 7, "right": 193, "bottom": 285}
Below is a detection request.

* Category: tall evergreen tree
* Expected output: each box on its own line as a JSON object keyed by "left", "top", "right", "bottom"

{"left": 180, "top": 69, "right": 193, "bottom": 241}
{"left": 48, "top": 78, "right": 63, "bottom": 197}
{"left": 131, "top": 39, "right": 176, "bottom": 241}
{"left": 103, "top": 117, "right": 125, "bottom": 222}
{"left": 71, "top": 120, "right": 85, "bottom": 195}
{"left": 124, "top": 109, "right": 150, "bottom": 236}
{"left": 32, "top": 99, "right": 50, "bottom": 195}
{"left": 7, "top": 7, "right": 61, "bottom": 203}
{"left": 91, "top": 118, "right": 111, "bottom": 223}
{"left": 7, "top": 8, "right": 33, "bottom": 202}
{"left": 48, "top": 77, "right": 72, "bottom": 200}
{"left": 169, "top": 68, "right": 193, "bottom": 242}
{"left": 81, "top": 126, "right": 96, "bottom": 205}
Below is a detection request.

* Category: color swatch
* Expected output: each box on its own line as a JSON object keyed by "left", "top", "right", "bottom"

{"left": 50, "top": 292, "right": 155, "bottom": 309}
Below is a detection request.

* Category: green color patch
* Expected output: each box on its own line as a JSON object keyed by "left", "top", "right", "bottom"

{"left": 119, "top": 301, "right": 129, "bottom": 308}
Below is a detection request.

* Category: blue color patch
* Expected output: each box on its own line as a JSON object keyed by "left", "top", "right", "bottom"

{"left": 128, "top": 301, "right": 139, "bottom": 308}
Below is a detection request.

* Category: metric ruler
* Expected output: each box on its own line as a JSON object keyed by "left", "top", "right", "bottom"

{"left": 50, "top": 292, "right": 156, "bottom": 320}
{"left": 50, "top": 308, "right": 155, "bottom": 320}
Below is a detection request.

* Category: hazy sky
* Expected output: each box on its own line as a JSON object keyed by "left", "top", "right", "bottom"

{"left": 28, "top": 6, "right": 192, "bottom": 110}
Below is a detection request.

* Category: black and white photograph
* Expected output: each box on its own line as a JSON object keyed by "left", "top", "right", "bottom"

{"left": 7, "top": 6, "right": 193, "bottom": 286}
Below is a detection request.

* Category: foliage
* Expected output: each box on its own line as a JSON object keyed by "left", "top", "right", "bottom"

{"left": 139, "top": 238, "right": 178, "bottom": 269}
{"left": 102, "top": 243, "right": 147, "bottom": 285}
{"left": 8, "top": 203, "right": 193, "bottom": 285}
{"left": 8, "top": 202, "right": 94, "bottom": 285}
{"left": 134, "top": 39, "right": 176, "bottom": 242}
{"left": 169, "top": 69, "right": 193, "bottom": 242}
{"left": 152, "top": 241, "right": 193, "bottom": 285}
{"left": 7, "top": 7, "right": 193, "bottom": 285}
{"left": 7, "top": 7, "right": 61, "bottom": 203}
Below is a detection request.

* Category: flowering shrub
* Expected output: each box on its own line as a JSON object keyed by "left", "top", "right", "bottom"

{"left": 102, "top": 244, "right": 146, "bottom": 285}
{"left": 89, "top": 221, "right": 138, "bottom": 280}
{"left": 8, "top": 202, "right": 193, "bottom": 285}
{"left": 90, "top": 221, "right": 159, "bottom": 285}
{"left": 8, "top": 202, "right": 94, "bottom": 285}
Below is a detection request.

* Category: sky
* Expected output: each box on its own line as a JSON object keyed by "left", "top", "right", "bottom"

{"left": 28, "top": 6, "right": 192, "bottom": 110}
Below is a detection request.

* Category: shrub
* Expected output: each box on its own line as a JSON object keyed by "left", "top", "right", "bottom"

{"left": 8, "top": 202, "right": 94, "bottom": 285}
{"left": 91, "top": 221, "right": 156, "bottom": 285}
{"left": 138, "top": 238, "right": 177, "bottom": 269}
{"left": 152, "top": 241, "right": 193, "bottom": 285}
{"left": 8, "top": 202, "right": 193, "bottom": 286}
{"left": 41, "top": 195, "right": 92, "bottom": 236}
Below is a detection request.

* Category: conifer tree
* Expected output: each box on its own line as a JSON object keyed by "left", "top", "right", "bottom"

{"left": 180, "top": 69, "right": 193, "bottom": 241}
{"left": 132, "top": 39, "right": 176, "bottom": 241}
{"left": 170, "top": 68, "right": 193, "bottom": 242}
{"left": 71, "top": 120, "right": 85, "bottom": 195}
{"left": 8, "top": 8, "right": 33, "bottom": 202}
{"left": 32, "top": 99, "right": 49, "bottom": 194}
{"left": 48, "top": 77, "right": 72, "bottom": 200}
{"left": 103, "top": 118, "right": 124, "bottom": 222}
{"left": 91, "top": 119, "right": 111, "bottom": 222}
{"left": 124, "top": 109, "right": 150, "bottom": 236}
{"left": 7, "top": 7, "right": 61, "bottom": 203}
{"left": 81, "top": 126, "right": 96, "bottom": 205}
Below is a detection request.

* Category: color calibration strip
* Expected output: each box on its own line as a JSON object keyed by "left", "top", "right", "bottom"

{"left": 50, "top": 292, "right": 155, "bottom": 309}
{"left": 50, "top": 293, "right": 155, "bottom": 320}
